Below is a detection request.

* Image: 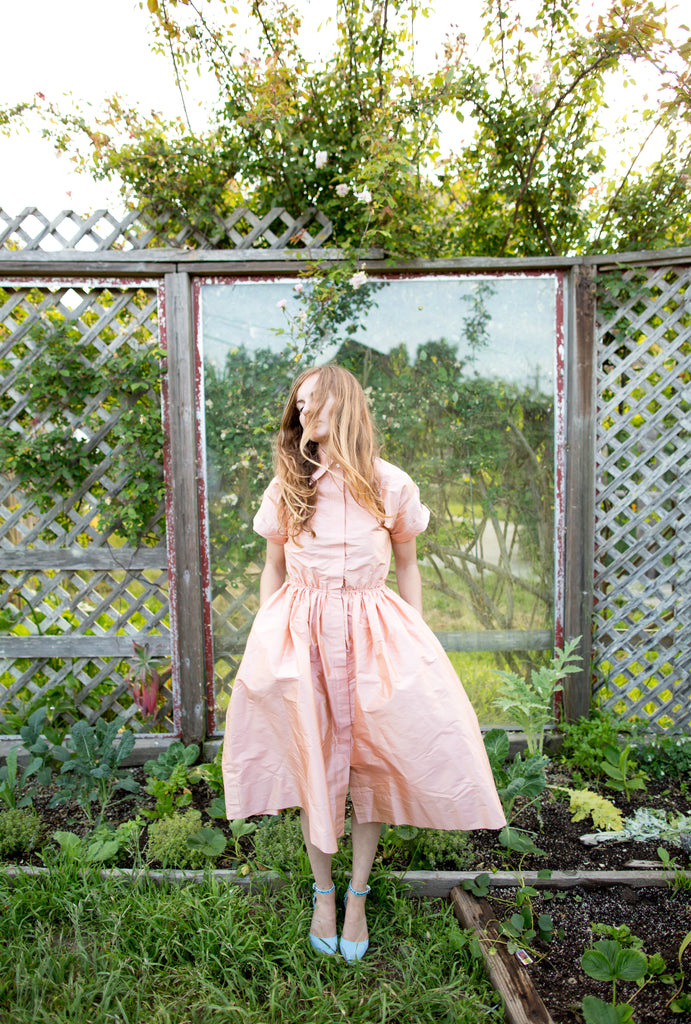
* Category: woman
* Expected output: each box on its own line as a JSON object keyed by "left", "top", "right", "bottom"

{"left": 222, "top": 365, "right": 505, "bottom": 961}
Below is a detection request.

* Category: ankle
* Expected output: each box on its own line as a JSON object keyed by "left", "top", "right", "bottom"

{"left": 347, "top": 880, "right": 371, "bottom": 898}
{"left": 312, "top": 881, "right": 335, "bottom": 897}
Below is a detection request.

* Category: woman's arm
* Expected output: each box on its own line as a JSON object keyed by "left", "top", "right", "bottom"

{"left": 392, "top": 538, "right": 423, "bottom": 615}
{"left": 259, "top": 540, "right": 287, "bottom": 606}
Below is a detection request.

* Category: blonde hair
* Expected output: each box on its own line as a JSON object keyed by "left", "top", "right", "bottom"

{"left": 275, "top": 365, "right": 386, "bottom": 539}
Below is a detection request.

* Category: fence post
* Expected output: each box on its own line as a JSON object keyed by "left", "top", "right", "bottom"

{"left": 563, "top": 263, "right": 596, "bottom": 723}
{"left": 163, "top": 271, "right": 207, "bottom": 745}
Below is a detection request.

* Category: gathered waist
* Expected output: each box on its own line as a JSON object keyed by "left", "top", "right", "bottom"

{"left": 287, "top": 578, "right": 385, "bottom": 594}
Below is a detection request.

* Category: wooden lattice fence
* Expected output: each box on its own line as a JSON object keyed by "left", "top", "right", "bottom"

{"left": 1, "top": 205, "right": 690, "bottom": 744}
{"left": 593, "top": 263, "right": 691, "bottom": 730}
{"left": 0, "top": 205, "right": 336, "bottom": 747}
{"left": 0, "top": 278, "right": 172, "bottom": 733}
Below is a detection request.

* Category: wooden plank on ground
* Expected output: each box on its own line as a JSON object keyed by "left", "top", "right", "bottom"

{"left": 451, "top": 886, "right": 556, "bottom": 1024}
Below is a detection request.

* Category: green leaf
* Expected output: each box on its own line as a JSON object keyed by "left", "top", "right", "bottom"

{"left": 582, "top": 995, "right": 634, "bottom": 1024}
{"left": 187, "top": 827, "right": 226, "bottom": 858}
{"left": 499, "top": 826, "right": 545, "bottom": 855}
{"left": 582, "top": 942, "right": 621, "bottom": 982}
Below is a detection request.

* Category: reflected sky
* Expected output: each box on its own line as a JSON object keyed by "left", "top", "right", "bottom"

{"left": 201, "top": 274, "right": 557, "bottom": 392}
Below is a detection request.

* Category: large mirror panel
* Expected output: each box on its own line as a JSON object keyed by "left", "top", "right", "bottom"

{"left": 199, "top": 274, "right": 559, "bottom": 729}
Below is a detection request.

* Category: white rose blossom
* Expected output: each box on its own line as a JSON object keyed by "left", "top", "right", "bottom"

{"left": 276, "top": 299, "right": 287, "bottom": 309}
{"left": 350, "top": 270, "right": 368, "bottom": 290}
{"left": 315, "top": 150, "right": 328, "bottom": 169}
{"left": 355, "top": 188, "right": 372, "bottom": 203}
{"left": 335, "top": 183, "right": 350, "bottom": 198}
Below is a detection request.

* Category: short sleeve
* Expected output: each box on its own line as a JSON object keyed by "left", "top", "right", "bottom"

{"left": 378, "top": 460, "right": 430, "bottom": 542}
{"left": 253, "top": 478, "right": 287, "bottom": 544}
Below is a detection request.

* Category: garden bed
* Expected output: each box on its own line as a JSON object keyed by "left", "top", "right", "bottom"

{"left": 3, "top": 719, "right": 691, "bottom": 1022}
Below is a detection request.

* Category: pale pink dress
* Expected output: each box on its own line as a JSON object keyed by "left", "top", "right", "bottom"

{"left": 222, "top": 458, "right": 505, "bottom": 853}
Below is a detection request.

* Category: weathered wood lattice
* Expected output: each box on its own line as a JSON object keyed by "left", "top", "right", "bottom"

{"left": 2, "top": 205, "right": 690, "bottom": 740}
{"left": 593, "top": 264, "right": 691, "bottom": 731}
{"left": 0, "top": 203, "right": 336, "bottom": 742}
{"left": 0, "top": 205, "right": 333, "bottom": 252}
{"left": 0, "top": 278, "right": 172, "bottom": 732}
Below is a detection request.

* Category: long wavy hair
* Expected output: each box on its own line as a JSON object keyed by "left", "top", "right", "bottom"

{"left": 275, "top": 365, "right": 386, "bottom": 539}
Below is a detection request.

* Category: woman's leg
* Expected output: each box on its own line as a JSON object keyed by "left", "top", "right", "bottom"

{"left": 342, "top": 811, "right": 381, "bottom": 944}
{"left": 300, "top": 809, "right": 337, "bottom": 940}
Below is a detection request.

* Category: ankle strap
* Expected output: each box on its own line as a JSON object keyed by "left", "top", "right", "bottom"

{"left": 347, "top": 881, "right": 371, "bottom": 898}
{"left": 312, "top": 882, "right": 335, "bottom": 895}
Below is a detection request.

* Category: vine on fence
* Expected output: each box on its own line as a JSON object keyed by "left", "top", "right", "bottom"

{"left": 0, "top": 303, "right": 165, "bottom": 546}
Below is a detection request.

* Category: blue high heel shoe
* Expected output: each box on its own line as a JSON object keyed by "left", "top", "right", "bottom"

{"left": 309, "top": 882, "right": 338, "bottom": 955}
{"left": 339, "top": 881, "right": 371, "bottom": 962}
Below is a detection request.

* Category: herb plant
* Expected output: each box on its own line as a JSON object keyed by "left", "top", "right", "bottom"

{"left": 492, "top": 639, "right": 582, "bottom": 755}
{"left": 146, "top": 808, "right": 209, "bottom": 869}
{"left": 0, "top": 807, "right": 43, "bottom": 858}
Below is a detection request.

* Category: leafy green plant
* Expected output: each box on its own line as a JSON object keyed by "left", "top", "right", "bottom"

{"left": 461, "top": 873, "right": 492, "bottom": 899}
{"left": 50, "top": 718, "right": 139, "bottom": 823}
{"left": 190, "top": 745, "right": 225, "bottom": 796}
{"left": 187, "top": 826, "right": 227, "bottom": 861}
{"left": 600, "top": 744, "right": 647, "bottom": 801}
{"left": 144, "top": 740, "right": 199, "bottom": 781}
{"left": 630, "top": 733, "right": 691, "bottom": 783}
{"left": 380, "top": 823, "right": 420, "bottom": 862}
{"left": 668, "top": 930, "right": 691, "bottom": 1014}
{"left": 479, "top": 870, "right": 557, "bottom": 956}
{"left": 142, "top": 761, "right": 194, "bottom": 820}
{"left": 51, "top": 820, "right": 142, "bottom": 866}
{"left": 17, "top": 706, "right": 55, "bottom": 784}
{"left": 413, "top": 829, "right": 475, "bottom": 871}
{"left": 580, "top": 807, "right": 691, "bottom": 848}
{"left": 483, "top": 728, "right": 548, "bottom": 855}
{"left": 0, "top": 746, "right": 41, "bottom": 810}
{"left": 0, "top": 807, "right": 43, "bottom": 858}
{"left": 492, "top": 639, "right": 582, "bottom": 755}
{"left": 559, "top": 705, "right": 633, "bottom": 781}
{"left": 580, "top": 929, "right": 671, "bottom": 1024}
{"left": 226, "top": 818, "right": 257, "bottom": 861}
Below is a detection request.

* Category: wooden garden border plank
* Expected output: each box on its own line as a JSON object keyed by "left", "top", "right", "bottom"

{"left": 452, "top": 886, "right": 556, "bottom": 1024}
{"left": 3, "top": 865, "right": 687, "bottom": 892}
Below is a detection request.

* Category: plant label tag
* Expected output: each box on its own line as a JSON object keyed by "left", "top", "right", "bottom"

{"left": 515, "top": 949, "right": 533, "bottom": 965}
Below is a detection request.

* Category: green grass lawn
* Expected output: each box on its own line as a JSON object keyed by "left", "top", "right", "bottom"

{"left": 0, "top": 868, "right": 502, "bottom": 1024}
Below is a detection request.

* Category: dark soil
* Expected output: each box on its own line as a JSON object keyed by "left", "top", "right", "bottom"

{"left": 7, "top": 765, "right": 691, "bottom": 1022}
{"left": 498, "top": 885, "right": 691, "bottom": 1024}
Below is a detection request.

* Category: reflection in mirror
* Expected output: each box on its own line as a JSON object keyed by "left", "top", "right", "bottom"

{"left": 200, "top": 275, "right": 557, "bottom": 729}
